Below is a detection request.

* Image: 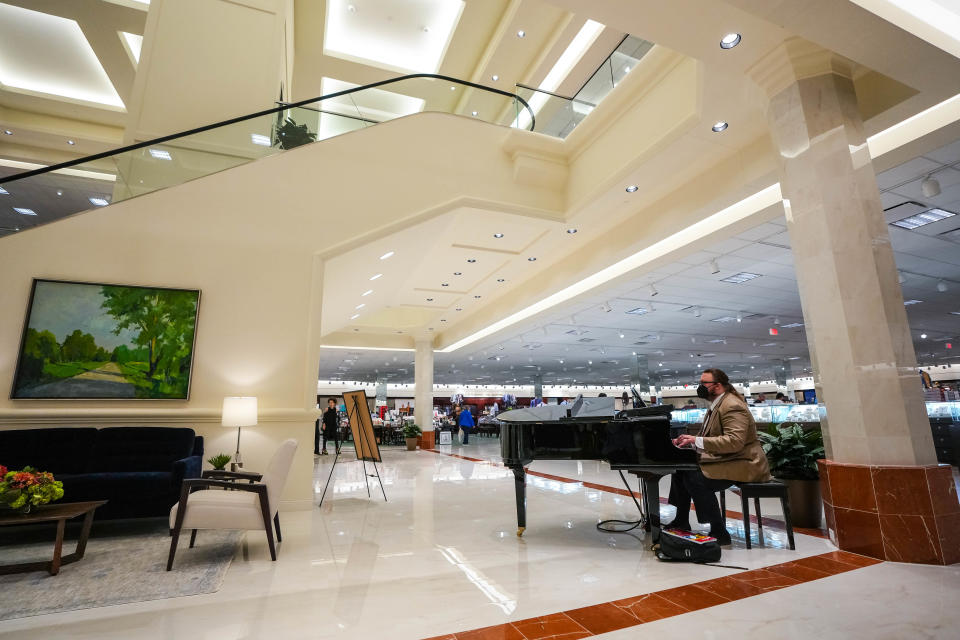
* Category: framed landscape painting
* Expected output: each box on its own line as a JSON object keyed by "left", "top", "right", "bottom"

{"left": 11, "top": 279, "right": 201, "bottom": 399}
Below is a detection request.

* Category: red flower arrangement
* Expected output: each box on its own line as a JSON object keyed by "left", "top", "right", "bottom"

{"left": 0, "top": 466, "right": 64, "bottom": 514}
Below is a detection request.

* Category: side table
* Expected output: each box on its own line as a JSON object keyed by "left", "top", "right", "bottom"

{"left": 0, "top": 500, "right": 107, "bottom": 576}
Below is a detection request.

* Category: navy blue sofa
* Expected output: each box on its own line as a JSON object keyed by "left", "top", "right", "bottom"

{"left": 0, "top": 426, "right": 203, "bottom": 519}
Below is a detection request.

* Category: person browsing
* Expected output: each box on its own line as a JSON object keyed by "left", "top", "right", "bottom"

{"left": 457, "top": 405, "right": 475, "bottom": 444}
{"left": 669, "top": 368, "right": 771, "bottom": 545}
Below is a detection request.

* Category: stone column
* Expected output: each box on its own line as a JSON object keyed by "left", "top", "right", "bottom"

{"left": 533, "top": 374, "right": 543, "bottom": 401}
{"left": 414, "top": 340, "right": 435, "bottom": 449}
{"left": 753, "top": 39, "right": 959, "bottom": 564}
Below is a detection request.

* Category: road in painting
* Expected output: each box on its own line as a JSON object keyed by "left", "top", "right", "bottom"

{"left": 12, "top": 281, "right": 199, "bottom": 399}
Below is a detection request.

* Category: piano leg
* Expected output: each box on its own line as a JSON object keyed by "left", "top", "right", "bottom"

{"left": 510, "top": 464, "right": 526, "bottom": 537}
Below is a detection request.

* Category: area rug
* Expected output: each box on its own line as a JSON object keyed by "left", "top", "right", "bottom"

{"left": 0, "top": 520, "right": 242, "bottom": 620}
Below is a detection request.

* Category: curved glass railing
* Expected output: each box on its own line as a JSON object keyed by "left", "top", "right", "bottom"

{"left": 0, "top": 74, "right": 535, "bottom": 237}
{"left": 514, "top": 35, "right": 654, "bottom": 138}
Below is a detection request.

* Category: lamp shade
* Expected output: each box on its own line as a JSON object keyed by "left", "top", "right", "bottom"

{"left": 222, "top": 396, "right": 258, "bottom": 427}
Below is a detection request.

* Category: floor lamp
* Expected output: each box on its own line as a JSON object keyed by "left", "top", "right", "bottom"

{"left": 222, "top": 396, "right": 258, "bottom": 470}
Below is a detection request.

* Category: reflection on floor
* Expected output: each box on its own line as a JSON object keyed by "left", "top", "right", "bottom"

{"left": 1, "top": 440, "right": 957, "bottom": 639}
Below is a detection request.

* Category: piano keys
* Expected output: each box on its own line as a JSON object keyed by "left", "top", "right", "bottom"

{"left": 499, "top": 399, "right": 698, "bottom": 537}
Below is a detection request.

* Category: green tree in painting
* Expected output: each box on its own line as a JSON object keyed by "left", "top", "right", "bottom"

{"left": 18, "top": 328, "right": 62, "bottom": 384}
{"left": 100, "top": 286, "right": 197, "bottom": 384}
{"left": 61, "top": 330, "right": 99, "bottom": 362}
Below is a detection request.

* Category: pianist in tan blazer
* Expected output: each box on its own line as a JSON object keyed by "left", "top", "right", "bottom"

{"left": 669, "top": 368, "right": 771, "bottom": 544}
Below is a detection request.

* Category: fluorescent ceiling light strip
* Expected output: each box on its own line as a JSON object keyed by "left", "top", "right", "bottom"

{"left": 320, "top": 344, "right": 415, "bottom": 352}
{"left": 867, "top": 91, "right": 960, "bottom": 158}
{"left": 439, "top": 183, "right": 782, "bottom": 352}
{"left": 0, "top": 158, "right": 116, "bottom": 182}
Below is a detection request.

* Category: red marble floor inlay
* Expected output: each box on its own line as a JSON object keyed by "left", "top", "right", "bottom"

{"left": 422, "top": 551, "right": 881, "bottom": 639}
{"left": 510, "top": 613, "right": 591, "bottom": 640}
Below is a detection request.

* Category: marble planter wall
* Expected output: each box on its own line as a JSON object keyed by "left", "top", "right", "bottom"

{"left": 818, "top": 459, "right": 960, "bottom": 564}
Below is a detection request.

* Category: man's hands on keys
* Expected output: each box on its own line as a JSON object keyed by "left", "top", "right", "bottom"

{"left": 673, "top": 434, "right": 697, "bottom": 449}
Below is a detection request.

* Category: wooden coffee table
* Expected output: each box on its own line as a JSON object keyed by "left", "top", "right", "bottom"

{"left": 0, "top": 500, "right": 107, "bottom": 576}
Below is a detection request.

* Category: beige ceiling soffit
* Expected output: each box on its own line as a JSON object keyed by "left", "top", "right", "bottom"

{"left": 77, "top": 21, "right": 137, "bottom": 105}
{"left": 314, "top": 195, "right": 563, "bottom": 260}
{"left": 436, "top": 184, "right": 784, "bottom": 353}
{"left": 320, "top": 339, "right": 417, "bottom": 352}
{"left": 867, "top": 90, "right": 960, "bottom": 160}
{"left": 747, "top": 37, "right": 859, "bottom": 100}
{"left": 0, "top": 157, "right": 116, "bottom": 181}
{"left": 847, "top": 0, "right": 960, "bottom": 63}
{"left": 454, "top": 2, "right": 570, "bottom": 115}
{"left": 563, "top": 46, "right": 688, "bottom": 163}
{"left": 0, "top": 106, "right": 123, "bottom": 144}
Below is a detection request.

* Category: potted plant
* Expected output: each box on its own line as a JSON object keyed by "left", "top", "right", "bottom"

{"left": 758, "top": 422, "right": 825, "bottom": 528}
{"left": 403, "top": 424, "right": 422, "bottom": 451}
{"left": 275, "top": 117, "right": 317, "bottom": 149}
{"left": 208, "top": 453, "right": 232, "bottom": 471}
{"left": 0, "top": 465, "right": 64, "bottom": 514}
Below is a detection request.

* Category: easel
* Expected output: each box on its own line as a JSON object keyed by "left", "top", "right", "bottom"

{"left": 319, "top": 390, "right": 387, "bottom": 507}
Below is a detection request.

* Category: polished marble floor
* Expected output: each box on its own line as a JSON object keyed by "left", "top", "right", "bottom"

{"left": 1, "top": 439, "right": 957, "bottom": 639}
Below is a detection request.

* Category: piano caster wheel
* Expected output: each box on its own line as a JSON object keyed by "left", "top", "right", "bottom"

{"left": 517, "top": 527, "right": 525, "bottom": 537}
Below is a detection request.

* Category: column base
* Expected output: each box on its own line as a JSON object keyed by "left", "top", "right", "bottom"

{"left": 818, "top": 460, "right": 960, "bottom": 564}
{"left": 418, "top": 431, "right": 435, "bottom": 449}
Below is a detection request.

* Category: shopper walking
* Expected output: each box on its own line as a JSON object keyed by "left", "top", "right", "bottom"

{"left": 322, "top": 397, "right": 341, "bottom": 455}
{"left": 457, "top": 405, "right": 475, "bottom": 444}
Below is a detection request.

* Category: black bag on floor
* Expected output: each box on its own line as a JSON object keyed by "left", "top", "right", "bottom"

{"left": 653, "top": 528, "right": 722, "bottom": 564}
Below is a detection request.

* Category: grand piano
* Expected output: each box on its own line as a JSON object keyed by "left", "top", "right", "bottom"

{"left": 499, "top": 397, "right": 698, "bottom": 537}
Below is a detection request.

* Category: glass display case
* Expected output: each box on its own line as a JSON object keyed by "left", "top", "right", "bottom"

{"left": 669, "top": 402, "right": 957, "bottom": 425}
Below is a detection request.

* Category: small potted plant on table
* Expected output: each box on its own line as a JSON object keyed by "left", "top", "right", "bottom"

{"left": 0, "top": 465, "right": 64, "bottom": 514}
{"left": 758, "top": 422, "right": 825, "bottom": 528}
{"left": 403, "top": 424, "right": 422, "bottom": 451}
{"left": 208, "top": 453, "right": 232, "bottom": 471}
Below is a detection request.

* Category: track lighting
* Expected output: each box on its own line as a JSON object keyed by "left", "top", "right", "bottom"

{"left": 649, "top": 284, "right": 658, "bottom": 297}
{"left": 736, "top": 312, "right": 743, "bottom": 323}
{"left": 710, "top": 259, "right": 719, "bottom": 274}
{"left": 937, "top": 280, "right": 948, "bottom": 292}
{"left": 601, "top": 302, "right": 613, "bottom": 313}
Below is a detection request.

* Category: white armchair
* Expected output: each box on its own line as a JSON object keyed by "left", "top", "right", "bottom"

{"left": 167, "top": 438, "right": 298, "bottom": 570}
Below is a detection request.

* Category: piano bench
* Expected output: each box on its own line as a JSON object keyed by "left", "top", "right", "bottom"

{"left": 718, "top": 481, "right": 795, "bottom": 551}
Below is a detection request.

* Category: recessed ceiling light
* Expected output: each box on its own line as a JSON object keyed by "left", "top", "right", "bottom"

{"left": 567, "top": 228, "right": 578, "bottom": 234}
{"left": 450, "top": 86, "right": 456, "bottom": 91}
{"left": 712, "top": 121, "right": 728, "bottom": 132}
{"left": 362, "top": 290, "right": 373, "bottom": 296}
{"left": 2, "top": 130, "right": 12, "bottom": 135}
{"left": 379, "top": 251, "right": 394, "bottom": 260}
{"left": 471, "top": 111, "right": 479, "bottom": 116}
{"left": 67, "top": 139, "right": 76, "bottom": 145}
{"left": 921, "top": 333, "right": 928, "bottom": 339}
{"left": 904, "top": 299, "right": 923, "bottom": 305}
{"left": 625, "top": 185, "right": 638, "bottom": 193}
{"left": 527, "top": 257, "right": 537, "bottom": 261}
{"left": 347, "top": 4, "right": 356, "bottom": 13}
{"left": 55, "top": 190, "right": 62, "bottom": 196}
{"left": 456, "top": 308, "right": 462, "bottom": 312}
{"left": 369, "top": 273, "right": 382, "bottom": 281}
{"left": 720, "top": 272, "right": 761, "bottom": 284}
{"left": 454, "top": 272, "right": 462, "bottom": 276}
{"left": 149, "top": 149, "right": 172, "bottom": 160}
{"left": 517, "top": 30, "right": 525, "bottom": 38}
{"left": 427, "top": 298, "right": 434, "bottom": 301}
{"left": 355, "top": 304, "right": 365, "bottom": 309}
{"left": 0, "top": 187, "right": 7, "bottom": 195}
{"left": 491, "top": 74, "right": 499, "bottom": 81}
{"left": 474, "top": 295, "right": 481, "bottom": 299}
{"left": 350, "top": 313, "right": 360, "bottom": 319}
{"left": 250, "top": 133, "right": 271, "bottom": 146}
{"left": 493, "top": 233, "right": 504, "bottom": 238}
{"left": 720, "top": 33, "right": 742, "bottom": 49}
{"left": 89, "top": 197, "right": 109, "bottom": 206}
{"left": 442, "top": 283, "right": 449, "bottom": 287}
{"left": 422, "top": 26, "right": 430, "bottom": 33}
{"left": 467, "top": 258, "right": 476, "bottom": 263}
{"left": 890, "top": 207, "right": 956, "bottom": 229}
{"left": 13, "top": 207, "right": 35, "bottom": 215}
{"left": 497, "top": 278, "right": 505, "bottom": 283}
